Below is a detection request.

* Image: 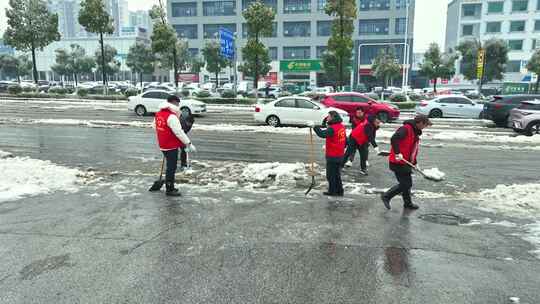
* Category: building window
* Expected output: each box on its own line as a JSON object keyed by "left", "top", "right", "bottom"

{"left": 283, "top": 46, "right": 310, "bottom": 59}
{"left": 486, "top": 21, "right": 502, "bottom": 33}
{"left": 242, "top": 22, "right": 277, "bottom": 38}
{"left": 508, "top": 39, "right": 523, "bottom": 51}
{"left": 396, "top": 0, "right": 408, "bottom": 10}
{"left": 359, "top": 19, "right": 389, "bottom": 35}
{"left": 318, "top": 0, "right": 327, "bottom": 12}
{"left": 533, "top": 39, "right": 538, "bottom": 50}
{"left": 316, "top": 46, "right": 327, "bottom": 59}
{"left": 188, "top": 48, "right": 199, "bottom": 57}
{"left": 535, "top": 20, "right": 540, "bottom": 31}
{"left": 284, "top": 0, "right": 311, "bottom": 13}
{"left": 317, "top": 21, "right": 332, "bottom": 36}
{"left": 487, "top": 1, "right": 504, "bottom": 13}
{"left": 203, "top": 1, "right": 236, "bottom": 16}
{"left": 359, "top": 0, "right": 390, "bottom": 11}
{"left": 171, "top": 2, "right": 197, "bottom": 17}
{"left": 360, "top": 45, "right": 404, "bottom": 64}
{"left": 462, "top": 3, "right": 482, "bottom": 17}
{"left": 269, "top": 47, "right": 278, "bottom": 60}
{"left": 506, "top": 60, "right": 521, "bottom": 72}
{"left": 174, "top": 24, "right": 198, "bottom": 39}
{"left": 395, "top": 18, "right": 406, "bottom": 34}
{"left": 203, "top": 23, "right": 236, "bottom": 39}
{"left": 283, "top": 21, "right": 311, "bottom": 37}
{"left": 242, "top": 0, "right": 277, "bottom": 10}
{"left": 512, "top": 0, "right": 528, "bottom": 12}
{"left": 462, "top": 24, "right": 474, "bottom": 36}
{"left": 510, "top": 20, "right": 526, "bottom": 32}
{"left": 538, "top": 0, "right": 540, "bottom": 10}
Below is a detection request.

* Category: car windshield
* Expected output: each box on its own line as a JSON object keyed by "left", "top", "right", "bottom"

{"left": 519, "top": 102, "right": 540, "bottom": 111}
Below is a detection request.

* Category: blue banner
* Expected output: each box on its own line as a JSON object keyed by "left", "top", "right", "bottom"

{"left": 219, "top": 28, "right": 235, "bottom": 60}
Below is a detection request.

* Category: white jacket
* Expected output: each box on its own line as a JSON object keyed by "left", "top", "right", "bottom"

{"left": 153, "top": 101, "right": 191, "bottom": 151}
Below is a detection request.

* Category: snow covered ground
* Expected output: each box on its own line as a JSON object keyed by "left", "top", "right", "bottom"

{"left": 0, "top": 150, "right": 85, "bottom": 203}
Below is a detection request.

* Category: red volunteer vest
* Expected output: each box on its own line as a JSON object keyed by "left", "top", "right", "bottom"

{"left": 155, "top": 108, "right": 185, "bottom": 150}
{"left": 326, "top": 123, "right": 346, "bottom": 158}
{"left": 389, "top": 124, "right": 420, "bottom": 165}
{"left": 351, "top": 116, "right": 366, "bottom": 128}
{"left": 350, "top": 120, "right": 369, "bottom": 146}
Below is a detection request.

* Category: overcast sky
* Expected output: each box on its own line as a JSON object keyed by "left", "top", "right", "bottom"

{"left": 0, "top": 0, "right": 449, "bottom": 53}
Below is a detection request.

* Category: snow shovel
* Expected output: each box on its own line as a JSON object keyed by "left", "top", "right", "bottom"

{"left": 305, "top": 127, "right": 316, "bottom": 195}
{"left": 149, "top": 157, "right": 165, "bottom": 191}
{"left": 401, "top": 158, "right": 444, "bottom": 182}
{"left": 377, "top": 150, "right": 390, "bottom": 157}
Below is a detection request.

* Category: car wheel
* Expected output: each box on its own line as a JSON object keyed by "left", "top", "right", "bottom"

{"left": 377, "top": 111, "right": 389, "bottom": 123}
{"left": 266, "top": 115, "right": 280, "bottom": 127}
{"left": 526, "top": 121, "right": 540, "bottom": 136}
{"left": 478, "top": 111, "right": 484, "bottom": 119}
{"left": 429, "top": 109, "right": 443, "bottom": 118}
{"left": 180, "top": 107, "right": 191, "bottom": 117}
{"left": 135, "top": 105, "right": 147, "bottom": 116}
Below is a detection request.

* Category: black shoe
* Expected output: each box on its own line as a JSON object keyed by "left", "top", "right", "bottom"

{"left": 336, "top": 191, "right": 344, "bottom": 197}
{"left": 359, "top": 169, "right": 368, "bottom": 176}
{"left": 166, "top": 190, "right": 182, "bottom": 197}
{"left": 380, "top": 193, "right": 391, "bottom": 210}
{"left": 323, "top": 191, "right": 340, "bottom": 196}
{"left": 404, "top": 203, "right": 419, "bottom": 210}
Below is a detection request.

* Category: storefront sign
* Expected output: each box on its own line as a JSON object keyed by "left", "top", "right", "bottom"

{"left": 280, "top": 60, "right": 322, "bottom": 72}
{"left": 263, "top": 72, "right": 278, "bottom": 84}
{"left": 177, "top": 73, "right": 199, "bottom": 83}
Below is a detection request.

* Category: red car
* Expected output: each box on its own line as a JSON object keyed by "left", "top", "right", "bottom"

{"left": 321, "top": 92, "right": 400, "bottom": 122}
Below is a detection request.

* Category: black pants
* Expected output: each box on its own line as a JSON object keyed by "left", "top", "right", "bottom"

{"left": 162, "top": 149, "right": 178, "bottom": 183}
{"left": 343, "top": 138, "right": 369, "bottom": 171}
{"left": 180, "top": 148, "right": 187, "bottom": 167}
{"left": 384, "top": 163, "right": 413, "bottom": 205}
{"left": 326, "top": 157, "right": 344, "bottom": 194}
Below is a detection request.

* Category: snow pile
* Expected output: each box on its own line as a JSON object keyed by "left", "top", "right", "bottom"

{"left": 241, "top": 162, "right": 306, "bottom": 185}
{"left": 521, "top": 222, "right": 540, "bottom": 259}
{"left": 0, "top": 152, "right": 82, "bottom": 202}
{"left": 0, "top": 150, "right": 13, "bottom": 159}
{"left": 422, "top": 168, "right": 445, "bottom": 181}
{"left": 424, "top": 130, "right": 540, "bottom": 144}
{"left": 474, "top": 183, "right": 540, "bottom": 217}
{"left": 195, "top": 124, "right": 310, "bottom": 135}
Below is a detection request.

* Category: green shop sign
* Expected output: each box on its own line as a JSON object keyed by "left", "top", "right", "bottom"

{"left": 280, "top": 60, "right": 322, "bottom": 72}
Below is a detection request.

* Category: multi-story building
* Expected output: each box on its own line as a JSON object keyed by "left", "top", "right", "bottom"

{"left": 167, "top": 0, "right": 414, "bottom": 89}
{"left": 446, "top": 0, "right": 540, "bottom": 83}
{"left": 129, "top": 10, "right": 153, "bottom": 33}
{"left": 47, "top": 0, "right": 87, "bottom": 38}
{"left": 105, "top": 0, "right": 130, "bottom": 36}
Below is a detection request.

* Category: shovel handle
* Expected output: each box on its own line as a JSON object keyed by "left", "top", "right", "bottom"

{"left": 401, "top": 158, "right": 426, "bottom": 177}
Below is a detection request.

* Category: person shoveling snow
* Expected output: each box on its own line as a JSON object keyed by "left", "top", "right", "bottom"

{"left": 381, "top": 115, "right": 433, "bottom": 210}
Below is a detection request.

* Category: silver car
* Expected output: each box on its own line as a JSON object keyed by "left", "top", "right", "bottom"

{"left": 509, "top": 100, "right": 540, "bottom": 136}
{"left": 415, "top": 95, "right": 484, "bottom": 119}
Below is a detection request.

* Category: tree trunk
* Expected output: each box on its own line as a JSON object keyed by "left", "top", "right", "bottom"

{"left": 30, "top": 44, "right": 38, "bottom": 84}
{"left": 433, "top": 78, "right": 437, "bottom": 93}
{"left": 99, "top": 32, "right": 107, "bottom": 95}
{"left": 173, "top": 46, "right": 179, "bottom": 91}
{"left": 17, "top": 75, "right": 21, "bottom": 83}
{"left": 140, "top": 72, "right": 143, "bottom": 90}
{"left": 536, "top": 76, "right": 540, "bottom": 94}
{"left": 74, "top": 74, "right": 78, "bottom": 87}
{"left": 215, "top": 70, "right": 219, "bottom": 89}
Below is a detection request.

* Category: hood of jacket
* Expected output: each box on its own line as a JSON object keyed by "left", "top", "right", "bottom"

{"left": 403, "top": 119, "right": 422, "bottom": 136}
{"left": 159, "top": 101, "right": 180, "bottom": 115}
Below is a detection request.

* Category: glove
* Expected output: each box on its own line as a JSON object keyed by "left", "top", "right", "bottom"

{"left": 185, "top": 143, "right": 197, "bottom": 153}
{"left": 306, "top": 121, "right": 315, "bottom": 128}
{"left": 374, "top": 147, "right": 380, "bottom": 154}
{"left": 395, "top": 153, "right": 404, "bottom": 161}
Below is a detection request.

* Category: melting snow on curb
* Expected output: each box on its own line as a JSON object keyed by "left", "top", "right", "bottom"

{"left": 473, "top": 182, "right": 540, "bottom": 217}
{"left": 0, "top": 151, "right": 82, "bottom": 202}
{"left": 241, "top": 162, "right": 306, "bottom": 185}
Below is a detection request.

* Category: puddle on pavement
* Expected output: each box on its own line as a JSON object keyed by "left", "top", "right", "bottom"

{"left": 419, "top": 213, "right": 470, "bottom": 226}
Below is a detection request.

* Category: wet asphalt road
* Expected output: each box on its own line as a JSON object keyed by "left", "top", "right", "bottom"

{"left": 1, "top": 98, "right": 540, "bottom": 303}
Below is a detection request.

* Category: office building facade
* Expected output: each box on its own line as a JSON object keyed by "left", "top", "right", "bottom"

{"left": 446, "top": 0, "right": 540, "bottom": 83}
{"left": 167, "top": 0, "right": 414, "bottom": 88}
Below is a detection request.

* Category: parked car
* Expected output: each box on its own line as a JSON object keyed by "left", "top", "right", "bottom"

{"left": 127, "top": 90, "right": 207, "bottom": 116}
{"left": 0, "top": 81, "right": 16, "bottom": 93}
{"left": 415, "top": 95, "right": 484, "bottom": 119}
{"left": 254, "top": 86, "right": 282, "bottom": 98}
{"left": 509, "top": 100, "right": 540, "bottom": 136}
{"left": 321, "top": 92, "right": 400, "bottom": 122}
{"left": 254, "top": 96, "right": 350, "bottom": 127}
{"left": 483, "top": 94, "right": 540, "bottom": 127}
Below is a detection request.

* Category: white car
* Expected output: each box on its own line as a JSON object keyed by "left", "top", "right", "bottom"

{"left": 415, "top": 95, "right": 484, "bottom": 119}
{"left": 127, "top": 90, "right": 207, "bottom": 116}
{"left": 254, "top": 96, "right": 350, "bottom": 127}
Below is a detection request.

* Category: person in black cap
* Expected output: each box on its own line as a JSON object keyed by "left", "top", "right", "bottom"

{"left": 381, "top": 114, "right": 432, "bottom": 210}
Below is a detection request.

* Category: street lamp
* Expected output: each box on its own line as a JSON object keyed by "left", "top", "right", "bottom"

{"left": 401, "top": 0, "right": 411, "bottom": 91}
